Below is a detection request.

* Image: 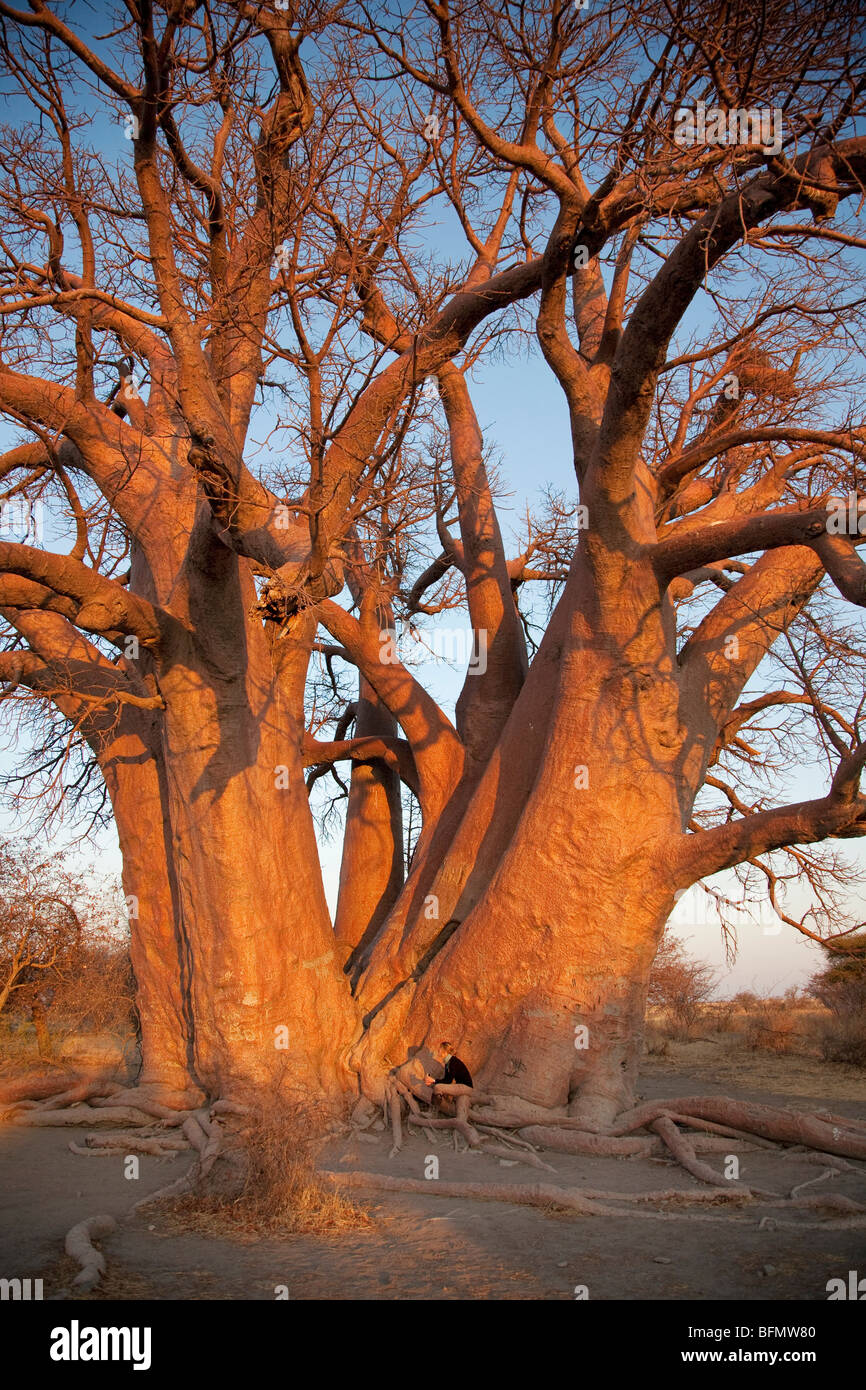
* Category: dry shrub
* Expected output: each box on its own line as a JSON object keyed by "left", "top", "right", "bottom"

{"left": 50, "top": 942, "right": 135, "bottom": 1037}
{"left": 662, "top": 1011, "right": 700, "bottom": 1041}
{"left": 703, "top": 1000, "right": 736, "bottom": 1032}
{"left": 740, "top": 1001, "right": 801, "bottom": 1054}
{"left": 813, "top": 1015, "right": 866, "bottom": 1067}
{"left": 806, "top": 934, "right": 866, "bottom": 1066}
{"left": 0, "top": 1013, "right": 36, "bottom": 1062}
{"left": 644, "top": 1024, "right": 670, "bottom": 1057}
{"left": 648, "top": 925, "right": 717, "bottom": 1034}
{"left": 165, "top": 1100, "right": 372, "bottom": 1238}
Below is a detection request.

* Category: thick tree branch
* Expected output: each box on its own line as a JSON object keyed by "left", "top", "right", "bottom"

{"left": 0, "top": 541, "right": 168, "bottom": 646}
{"left": 675, "top": 745, "right": 866, "bottom": 888}
{"left": 595, "top": 138, "right": 866, "bottom": 507}
{"left": 302, "top": 733, "right": 419, "bottom": 797}
{"left": 317, "top": 597, "right": 463, "bottom": 819}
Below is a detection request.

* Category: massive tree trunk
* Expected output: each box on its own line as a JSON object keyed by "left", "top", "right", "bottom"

{"left": 357, "top": 547, "right": 688, "bottom": 1125}
{"left": 353, "top": 594, "right": 567, "bottom": 1004}
{"left": 100, "top": 717, "right": 198, "bottom": 1104}
{"left": 152, "top": 544, "right": 359, "bottom": 1102}
{"left": 334, "top": 679, "right": 404, "bottom": 963}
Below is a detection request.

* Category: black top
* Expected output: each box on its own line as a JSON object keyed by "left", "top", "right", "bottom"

{"left": 439, "top": 1054, "right": 473, "bottom": 1088}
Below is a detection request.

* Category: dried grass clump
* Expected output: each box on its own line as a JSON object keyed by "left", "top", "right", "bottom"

{"left": 644, "top": 1025, "right": 670, "bottom": 1057}
{"left": 740, "top": 1003, "right": 801, "bottom": 1054}
{"left": 813, "top": 1015, "right": 866, "bottom": 1067}
{"left": 164, "top": 1100, "right": 372, "bottom": 1238}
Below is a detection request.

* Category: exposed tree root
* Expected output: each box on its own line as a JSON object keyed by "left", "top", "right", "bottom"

{"left": 660, "top": 1112, "right": 780, "bottom": 1150}
{"left": 89, "top": 1092, "right": 191, "bottom": 1125}
{"left": 785, "top": 1150, "right": 866, "bottom": 1174}
{"left": 90, "top": 1083, "right": 205, "bottom": 1114}
{"left": 651, "top": 1116, "right": 755, "bottom": 1192}
{"left": 130, "top": 1169, "right": 197, "bottom": 1212}
{"left": 790, "top": 1169, "right": 836, "bottom": 1200}
{"left": 405, "top": 1099, "right": 556, "bottom": 1171}
{"left": 394, "top": 1079, "right": 436, "bottom": 1145}
{"left": 4, "top": 1075, "right": 864, "bottom": 1231}
{"left": 68, "top": 1131, "right": 190, "bottom": 1158}
{"left": 612, "top": 1098, "right": 866, "bottom": 1161}
{"left": 324, "top": 1170, "right": 866, "bottom": 1228}
{"left": 0, "top": 1069, "right": 88, "bottom": 1108}
{"left": 209, "top": 1099, "right": 251, "bottom": 1119}
{"left": 518, "top": 1127, "right": 658, "bottom": 1157}
{"left": 386, "top": 1080, "right": 403, "bottom": 1158}
{"left": 9, "top": 1104, "right": 157, "bottom": 1127}
{"left": 64, "top": 1215, "right": 116, "bottom": 1291}
{"left": 327, "top": 1169, "right": 617, "bottom": 1216}
{"left": 778, "top": 1191, "right": 864, "bottom": 1215}
{"left": 813, "top": 1108, "right": 866, "bottom": 1134}
{"left": 31, "top": 1082, "right": 120, "bottom": 1111}
{"left": 516, "top": 1126, "right": 766, "bottom": 1159}
{"left": 475, "top": 1138, "right": 556, "bottom": 1172}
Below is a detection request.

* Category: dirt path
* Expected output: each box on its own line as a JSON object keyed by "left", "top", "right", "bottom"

{"left": 1, "top": 1060, "right": 864, "bottom": 1301}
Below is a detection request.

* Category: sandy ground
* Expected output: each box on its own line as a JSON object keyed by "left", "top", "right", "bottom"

{"left": 1, "top": 1048, "right": 864, "bottom": 1301}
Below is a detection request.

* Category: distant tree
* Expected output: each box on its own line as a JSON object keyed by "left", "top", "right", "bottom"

{"left": 0, "top": 840, "right": 82, "bottom": 1022}
{"left": 648, "top": 925, "right": 718, "bottom": 1032}
{"left": 0, "top": 838, "right": 130, "bottom": 1057}
{"left": 809, "top": 932, "right": 866, "bottom": 1019}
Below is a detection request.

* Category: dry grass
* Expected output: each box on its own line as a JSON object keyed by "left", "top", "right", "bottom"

{"left": 0, "top": 1017, "right": 31, "bottom": 1062}
{"left": 162, "top": 1100, "right": 373, "bottom": 1239}
{"left": 813, "top": 1014, "right": 866, "bottom": 1066}
{"left": 644, "top": 1024, "right": 671, "bottom": 1056}
{"left": 737, "top": 1002, "right": 804, "bottom": 1055}
{"left": 646, "top": 995, "right": 845, "bottom": 1060}
{"left": 37, "top": 1252, "right": 161, "bottom": 1301}
{"left": 646, "top": 989, "right": 866, "bottom": 1076}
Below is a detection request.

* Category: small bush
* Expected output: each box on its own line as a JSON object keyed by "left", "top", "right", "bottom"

{"left": 703, "top": 1000, "right": 736, "bottom": 1032}
{"left": 808, "top": 933, "right": 866, "bottom": 1023}
{"left": 741, "top": 1002, "right": 801, "bottom": 1054}
{"left": 166, "top": 1100, "right": 372, "bottom": 1237}
{"left": 648, "top": 925, "right": 717, "bottom": 1033}
{"left": 815, "top": 1016, "right": 866, "bottom": 1067}
{"left": 644, "top": 1025, "right": 670, "bottom": 1057}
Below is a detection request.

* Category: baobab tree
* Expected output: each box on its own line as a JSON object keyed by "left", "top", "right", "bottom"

{"left": 1, "top": 0, "right": 866, "bottom": 1180}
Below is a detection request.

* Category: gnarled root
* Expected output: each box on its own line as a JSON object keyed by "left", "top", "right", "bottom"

{"left": 0, "top": 1069, "right": 88, "bottom": 1109}
{"left": 325, "top": 1170, "right": 866, "bottom": 1229}
{"left": 9, "top": 1104, "right": 158, "bottom": 1127}
{"left": 405, "top": 1096, "right": 556, "bottom": 1171}
{"left": 387, "top": 1080, "right": 404, "bottom": 1158}
{"left": 68, "top": 1131, "right": 190, "bottom": 1158}
{"left": 65, "top": 1214, "right": 116, "bottom": 1291}
{"left": 613, "top": 1097, "right": 866, "bottom": 1161}
{"left": 650, "top": 1115, "right": 777, "bottom": 1196}
{"left": 518, "top": 1127, "right": 659, "bottom": 1158}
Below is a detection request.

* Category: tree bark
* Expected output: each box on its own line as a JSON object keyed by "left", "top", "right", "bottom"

{"left": 360, "top": 556, "right": 686, "bottom": 1126}
{"left": 334, "top": 679, "right": 404, "bottom": 962}
{"left": 153, "top": 548, "right": 359, "bottom": 1100}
